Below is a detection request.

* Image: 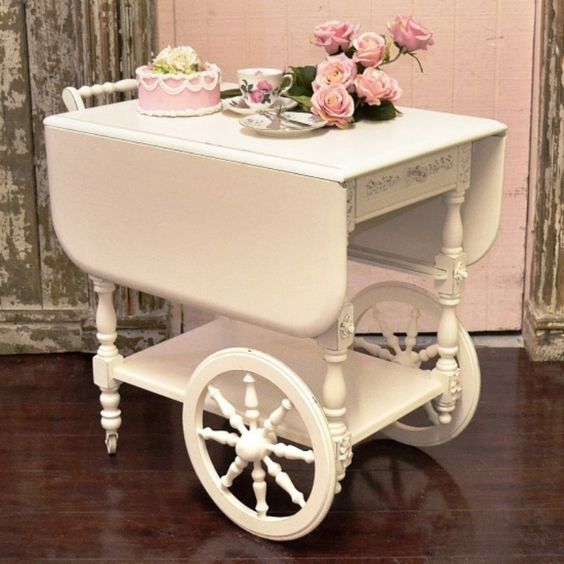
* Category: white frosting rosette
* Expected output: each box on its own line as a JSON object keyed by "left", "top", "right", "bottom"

{"left": 151, "top": 46, "right": 204, "bottom": 75}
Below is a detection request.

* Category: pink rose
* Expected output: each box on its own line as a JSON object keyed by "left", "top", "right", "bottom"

{"left": 313, "top": 53, "right": 357, "bottom": 92}
{"left": 250, "top": 89, "right": 266, "bottom": 103}
{"left": 256, "top": 80, "right": 273, "bottom": 92}
{"left": 354, "top": 68, "right": 402, "bottom": 106}
{"left": 311, "top": 84, "right": 355, "bottom": 128}
{"left": 352, "top": 32, "right": 387, "bottom": 68}
{"left": 387, "top": 15, "right": 434, "bottom": 52}
{"left": 311, "top": 20, "right": 360, "bottom": 55}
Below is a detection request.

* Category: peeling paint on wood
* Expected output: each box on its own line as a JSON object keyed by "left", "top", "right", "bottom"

{"left": 1, "top": 0, "right": 167, "bottom": 353}
{"left": 0, "top": 315, "right": 168, "bottom": 355}
{"left": 26, "top": 0, "right": 96, "bottom": 308}
{"left": 0, "top": 1, "right": 42, "bottom": 308}
{"left": 0, "top": 323, "right": 84, "bottom": 354}
{"left": 524, "top": 0, "right": 564, "bottom": 361}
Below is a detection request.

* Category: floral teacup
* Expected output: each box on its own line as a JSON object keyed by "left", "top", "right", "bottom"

{"left": 237, "top": 67, "right": 293, "bottom": 110}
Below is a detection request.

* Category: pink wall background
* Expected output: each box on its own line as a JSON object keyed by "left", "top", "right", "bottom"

{"left": 156, "top": 0, "right": 536, "bottom": 331}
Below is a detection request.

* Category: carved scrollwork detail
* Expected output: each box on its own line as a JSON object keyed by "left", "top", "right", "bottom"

{"left": 408, "top": 154, "right": 454, "bottom": 184}
{"left": 449, "top": 368, "right": 463, "bottom": 399}
{"left": 345, "top": 180, "right": 356, "bottom": 232}
{"left": 365, "top": 175, "right": 401, "bottom": 197}
{"left": 407, "top": 166, "right": 428, "bottom": 182}
{"left": 339, "top": 314, "right": 355, "bottom": 339}
{"left": 454, "top": 263, "right": 468, "bottom": 283}
{"left": 336, "top": 432, "right": 353, "bottom": 469}
{"left": 458, "top": 144, "right": 472, "bottom": 187}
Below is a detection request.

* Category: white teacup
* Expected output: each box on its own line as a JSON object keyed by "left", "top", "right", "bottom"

{"left": 237, "top": 67, "right": 293, "bottom": 110}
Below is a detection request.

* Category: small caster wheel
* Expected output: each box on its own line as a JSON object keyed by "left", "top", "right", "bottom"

{"left": 105, "top": 432, "right": 118, "bottom": 455}
{"left": 352, "top": 282, "right": 480, "bottom": 447}
{"left": 183, "top": 347, "right": 336, "bottom": 541}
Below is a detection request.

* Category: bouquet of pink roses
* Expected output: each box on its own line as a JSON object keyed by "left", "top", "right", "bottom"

{"left": 286, "top": 16, "right": 434, "bottom": 128}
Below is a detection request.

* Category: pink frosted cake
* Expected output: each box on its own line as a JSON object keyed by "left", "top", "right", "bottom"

{"left": 136, "top": 46, "right": 222, "bottom": 117}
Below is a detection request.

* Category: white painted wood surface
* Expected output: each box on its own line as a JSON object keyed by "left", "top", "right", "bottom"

{"left": 44, "top": 102, "right": 505, "bottom": 182}
{"left": 62, "top": 79, "right": 137, "bottom": 112}
{"left": 113, "top": 317, "right": 443, "bottom": 446}
{"left": 44, "top": 125, "right": 348, "bottom": 337}
{"left": 44, "top": 102, "right": 505, "bottom": 336}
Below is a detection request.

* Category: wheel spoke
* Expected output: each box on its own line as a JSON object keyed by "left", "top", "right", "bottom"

{"left": 264, "top": 456, "right": 306, "bottom": 508}
{"left": 418, "top": 343, "right": 439, "bottom": 362}
{"left": 220, "top": 455, "right": 248, "bottom": 488}
{"left": 268, "top": 441, "right": 314, "bottom": 464}
{"left": 263, "top": 398, "right": 293, "bottom": 433}
{"left": 252, "top": 461, "right": 269, "bottom": 517}
{"left": 198, "top": 427, "right": 239, "bottom": 447}
{"left": 243, "top": 374, "right": 260, "bottom": 429}
{"left": 405, "top": 306, "right": 421, "bottom": 354}
{"left": 207, "top": 385, "right": 247, "bottom": 435}
{"left": 354, "top": 337, "right": 395, "bottom": 361}
{"left": 372, "top": 307, "right": 403, "bottom": 355}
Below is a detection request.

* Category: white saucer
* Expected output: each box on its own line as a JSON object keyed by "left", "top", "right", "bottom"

{"left": 223, "top": 96, "right": 297, "bottom": 115}
{"left": 239, "top": 111, "right": 327, "bottom": 136}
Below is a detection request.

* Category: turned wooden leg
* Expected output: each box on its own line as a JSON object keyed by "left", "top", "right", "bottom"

{"left": 99, "top": 384, "right": 121, "bottom": 454}
{"left": 90, "top": 276, "right": 123, "bottom": 454}
{"left": 318, "top": 303, "right": 354, "bottom": 494}
{"left": 433, "top": 145, "right": 471, "bottom": 422}
{"left": 433, "top": 296, "right": 462, "bottom": 423}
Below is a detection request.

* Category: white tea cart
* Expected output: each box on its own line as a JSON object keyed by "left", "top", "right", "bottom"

{"left": 44, "top": 93, "right": 506, "bottom": 541}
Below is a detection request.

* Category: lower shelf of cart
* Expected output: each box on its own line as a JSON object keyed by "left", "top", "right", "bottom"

{"left": 112, "top": 317, "right": 443, "bottom": 446}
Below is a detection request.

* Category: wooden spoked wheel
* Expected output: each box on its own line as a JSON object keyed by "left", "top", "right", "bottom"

{"left": 183, "top": 347, "right": 336, "bottom": 541}
{"left": 352, "top": 282, "right": 480, "bottom": 447}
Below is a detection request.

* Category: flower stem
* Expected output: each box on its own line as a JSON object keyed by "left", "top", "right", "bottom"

{"left": 382, "top": 44, "right": 405, "bottom": 66}
{"left": 408, "top": 51, "right": 424, "bottom": 73}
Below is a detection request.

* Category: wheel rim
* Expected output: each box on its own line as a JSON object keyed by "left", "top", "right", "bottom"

{"left": 352, "top": 282, "right": 480, "bottom": 447}
{"left": 183, "top": 347, "right": 336, "bottom": 541}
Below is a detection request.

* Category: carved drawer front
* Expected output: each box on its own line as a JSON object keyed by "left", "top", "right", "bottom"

{"left": 355, "top": 145, "right": 466, "bottom": 223}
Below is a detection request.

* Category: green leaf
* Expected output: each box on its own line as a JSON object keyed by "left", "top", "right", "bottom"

{"left": 285, "top": 94, "right": 313, "bottom": 112}
{"left": 287, "top": 65, "right": 317, "bottom": 97}
{"left": 359, "top": 100, "right": 398, "bottom": 121}
{"left": 220, "top": 88, "right": 241, "bottom": 99}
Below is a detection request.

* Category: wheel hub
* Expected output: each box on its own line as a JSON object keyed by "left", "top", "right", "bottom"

{"left": 235, "top": 429, "right": 269, "bottom": 462}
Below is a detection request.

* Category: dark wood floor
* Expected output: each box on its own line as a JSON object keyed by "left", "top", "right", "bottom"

{"left": 0, "top": 348, "right": 562, "bottom": 562}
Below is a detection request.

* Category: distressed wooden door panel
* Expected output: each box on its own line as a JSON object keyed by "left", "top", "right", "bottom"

{"left": 1, "top": 0, "right": 171, "bottom": 353}
{"left": 524, "top": 0, "right": 564, "bottom": 360}
{"left": 0, "top": 1, "right": 42, "bottom": 309}
{"left": 25, "top": 0, "right": 91, "bottom": 311}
